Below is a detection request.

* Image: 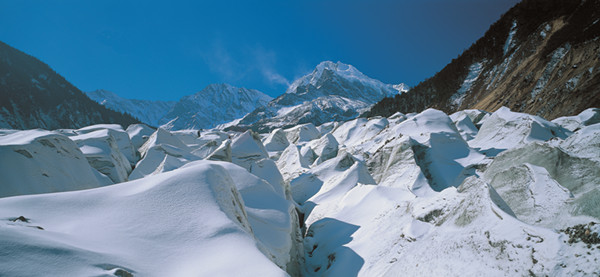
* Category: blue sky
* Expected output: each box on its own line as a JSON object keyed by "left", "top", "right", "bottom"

{"left": 0, "top": 0, "right": 519, "bottom": 101}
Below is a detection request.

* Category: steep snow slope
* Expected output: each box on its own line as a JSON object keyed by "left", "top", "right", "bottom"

{"left": 235, "top": 61, "right": 401, "bottom": 132}
{"left": 86, "top": 90, "right": 175, "bottom": 127}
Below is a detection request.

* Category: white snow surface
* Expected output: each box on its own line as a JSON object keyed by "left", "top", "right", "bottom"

{"left": 551, "top": 107, "right": 600, "bottom": 132}
{"left": 0, "top": 161, "right": 293, "bottom": 276}
{"left": 0, "top": 130, "right": 107, "bottom": 198}
{"left": 1, "top": 107, "right": 599, "bottom": 276}
{"left": 469, "top": 106, "right": 570, "bottom": 155}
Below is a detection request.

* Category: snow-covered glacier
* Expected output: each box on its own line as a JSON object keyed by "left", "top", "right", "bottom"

{"left": 0, "top": 107, "right": 599, "bottom": 276}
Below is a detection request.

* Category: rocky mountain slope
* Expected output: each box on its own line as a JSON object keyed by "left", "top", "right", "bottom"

{"left": 1, "top": 106, "right": 598, "bottom": 276}
{"left": 0, "top": 41, "right": 139, "bottom": 130}
{"left": 85, "top": 90, "right": 176, "bottom": 127}
{"left": 234, "top": 61, "right": 402, "bottom": 132}
{"left": 367, "top": 0, "right": 600, "bottom": 120}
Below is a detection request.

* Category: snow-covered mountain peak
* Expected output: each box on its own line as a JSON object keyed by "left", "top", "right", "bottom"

{"left": 311, "top": 60, "right": 365, "bottom": 83}
{"left": 286, "top": 61, "right": 397, "bottom": 98}
{"left": 235, "top": 61, "right": 404, "bottom": 131}
{"left": 196, "top": 83, "right": 238, "bottom": 96}
{"left": 393, "top": 83, "right": 410, "bottom": 93}
{"left": 160, "top": 84, "right": 272, "bottom": 130}
{"left": 87, "top": 84, "right": 272, "bottom": 130}
{"left": 188, "top": 83, "right": 272, "bottom": 104}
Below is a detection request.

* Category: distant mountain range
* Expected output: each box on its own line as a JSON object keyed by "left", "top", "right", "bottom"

{"left": 88, "top": 61, "right": 404, "bottom": 132}
{"left": 0, "top": 41, "right": 138, "bottom": 130}
{"left": 86, "top": 84, "right": 272, "bottom": 130}
{"left": 366, "top": 0, "right": 600, "bottom": 120}
{"left": 85, "top": 90, "right": 176, "bottom": 127}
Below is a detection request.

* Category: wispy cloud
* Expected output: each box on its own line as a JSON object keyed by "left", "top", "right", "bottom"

{"left": 202, "top": 40, "right": 247, "bottom": 82}
{"left": 251, "top": 46, "right": 291, "bottom": 87}
{"left": 262, "top": 67, "right": 291, "bottom": 87}
{"left": 201, "top": 40, "right": 291, "bottom": 89}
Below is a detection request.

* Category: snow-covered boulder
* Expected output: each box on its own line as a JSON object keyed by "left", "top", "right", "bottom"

{"left": 71, "top": 129, "right": 132, "bottom": 184}
{"left": 558, "top": 123, "right": 600, "bottom": 162}
{"left": 388, "top": 111, "right": 407, "bottom": 125}
{"left": 205, "top": 139, "right": 232, "bottom": 162}
{"left": 284, "top": 123, "right": 321, "bottom": 144}
{"left": 469, "top": 107, "right": 570, "bottom": 155}
{"left": 449, "top": 109, "right": 490, "bottom": 128}
{"left": 197, "top": 130, "right": 231, "bottom": 144}
{"left": 172, "top": 129, "right": 203, "bottom": 147}
{"left": 391, "top": 108, "right": 460, "bottom": 144}
{"left": 551, "top": 108, "right": 600, "bottom": 132}
{"left": 365, "top": 135, "right": 431, "bottom": 196}
{"left": 449, "top": 111, "right": 479, "bottom": 141}
{"left": 316, "top": 121, "right": 338, "bottom": 136}
{"left": 0, "top": 130, "right": 106, "bottom": 197}
{"left": 484, "top": 141, "right": 600, "bottom": 220}
{"left": 389, "top": 108, "right": 485, "bottom": 192}
{"left": 263, "top": 128, "right": 290, "bottom": 152}
{"left": 304, "top": 133, "right": 339, "bottom": 165}
{"left": 76, "top": 124, "right": 137, "bottom": 166}
{"left": 277, "top": 144, "right": 312, "bottom": 182}
{"left": 138, "top": 128, "right": 191, "bottom": 159}
{"left": 332, "top": 117, "right": 388, "bottom": 151}
{"left": 486, "top": 163, "right": 573, "bottom": 227}
{"left": 126, "top": 123, "right": 155, "bottom": 152}
{"left": 290, "top": 153, "right": 376, "bottom": 225}
{"left": 214, "top": 161, "right": 302, "bottom": 274}
{"left": 230, "top": 130, "right": 289, "bottom": 198}
{"left": 231, "top": 130, "right": 269, "bottom": 170}
{"left": 129, "top": 128, "right": 199, "bottom": 180}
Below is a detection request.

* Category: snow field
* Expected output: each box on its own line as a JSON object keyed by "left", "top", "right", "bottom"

{"left": 1, "top": 106, "right": 599, "bottom": 276}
